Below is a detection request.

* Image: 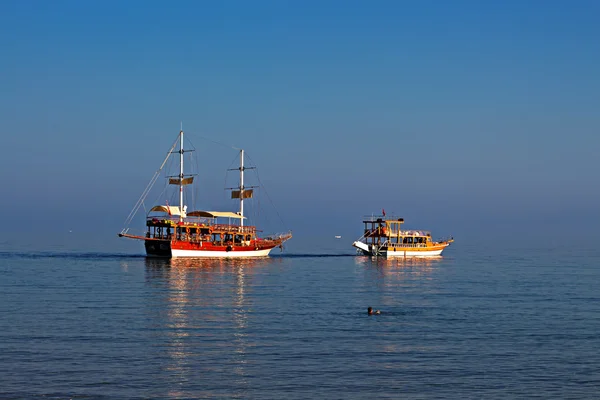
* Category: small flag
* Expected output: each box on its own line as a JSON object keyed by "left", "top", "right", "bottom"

{"left": 382, "top": 208, "right": 386, "bottom": 216}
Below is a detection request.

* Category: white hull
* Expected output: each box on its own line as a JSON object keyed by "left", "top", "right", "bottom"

{"left": 353, "top": 241, "right": 448, "bottom": 257}
{"left": 168, "top": 248, "right": 273, "bottom": 258}
{"left": 384, "top": 248, "right": 444, "bottom": 257}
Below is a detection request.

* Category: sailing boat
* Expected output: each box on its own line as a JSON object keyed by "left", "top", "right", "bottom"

{"left": 119, "top": 129, "right": 292, "bottom": 258}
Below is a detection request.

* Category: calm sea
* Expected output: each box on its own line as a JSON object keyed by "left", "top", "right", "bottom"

{"left": 1, "top": 235, "right": 599, "bottom": 399}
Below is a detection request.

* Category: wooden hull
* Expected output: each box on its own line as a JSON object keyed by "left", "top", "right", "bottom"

{"left": 144, "top": 239, "right": 282, "bottom": 258}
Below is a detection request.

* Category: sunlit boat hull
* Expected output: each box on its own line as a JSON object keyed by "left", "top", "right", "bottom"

{"left": 144, "top": 239, "right": 281, "bottom": 258}
{"left": 353, "top": 215, "right": 453, "bottom": 258}
{"left": 353, "top": 242, "right": 450, "bottom": 257}
{"left": 383, "top": 244, "right": 449, "bottom": 257}
{"left": 119, "top": 129, "right": 292, "bottom": 259}
{"left": 170, "top": 248, "right": 273, "bottom": 258}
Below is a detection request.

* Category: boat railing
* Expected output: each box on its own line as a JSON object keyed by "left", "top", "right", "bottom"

{"left": 399, "top": 230, "right": 431, "bottom": 236}
{"left": 211, "top": 224, "right": 257, "bottom": 234}
{"left": 146, "top": 217, "right": 257, "bottom": 233}
{"left": 385, "top": 241, "right": 429, "bottom": 249}
{"left": 147, "top": 216, "right": 178, "bottom": 224}
{"left": 361, "top": 215, "right": 400, "bottom": 222}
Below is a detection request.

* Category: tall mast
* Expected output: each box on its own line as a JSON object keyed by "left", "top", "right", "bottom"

{"left": 179, "top": 130, "right": 184, "bottom": 222}
{"left": 239, "top": 149, "right": 244, "bottom": 227}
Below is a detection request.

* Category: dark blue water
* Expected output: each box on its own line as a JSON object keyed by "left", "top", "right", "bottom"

{"left": 1, "top": 237, "right": 599, "bottom": 399}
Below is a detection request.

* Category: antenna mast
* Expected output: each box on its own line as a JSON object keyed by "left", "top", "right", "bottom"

{"left": 239, "top": 149, "right": 244, "bottom": 227}
{"left": 179, "top": 129, "right": 184, "bottom": 222}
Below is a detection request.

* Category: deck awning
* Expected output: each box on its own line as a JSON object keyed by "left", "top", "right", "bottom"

{"left": 187, "top": 210, "right": 246, "bottom": 219}
{"left": 149, "top": 205, "right": 185, "bottom": 216}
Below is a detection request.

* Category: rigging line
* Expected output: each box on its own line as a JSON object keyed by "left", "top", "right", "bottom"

{"left": 189, "top": 132, "right": 240, "bottom": 151}
{"left": 150, "top": 178, "right": 169, "bottom": 212}
{"left": 226, "top": 152, "right": 240, "bottom": 171}
{"left": 126, "top": 134, "right": 177, "bottom": 224}
{"left": 184, "top": 136, "right": 197, "bottom": 152}
{"left": 193, "top": 151, "right": 200, "bottom": 210}
{"left": 123, "top": 170, "right": 161, "bottom": 228}
{"left": 152, "top": 155, "right": 176, "bottom": 208}
{"left": 122, "top": 136, "right": 179, "bottom": 229}
{"left": 188, "top": 141, "right": 198, "bottom": 210}
{"left": 223, "top": 152, "right": 240, "bottom": 197}
{"left": 245, "top": 153, "right": 288, "bottom": 230}
{"left": 152, "top": 170, "right": 167, "bottom": 209}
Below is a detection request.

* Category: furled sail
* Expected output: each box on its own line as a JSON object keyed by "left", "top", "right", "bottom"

{"left": 231, "top": 189, "right": 253, "bottom": 199}
{"left": 169, "top": 177, "right": 194, "bottom": 185}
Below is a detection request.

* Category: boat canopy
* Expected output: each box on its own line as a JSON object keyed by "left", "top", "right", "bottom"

{"left": 187, "top": 210, "right": 246, "bottom": 219}
{"left": 149, "top": 205, "right": 185, "bottom": 216}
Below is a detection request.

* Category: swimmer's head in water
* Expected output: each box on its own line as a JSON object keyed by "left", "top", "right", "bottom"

{"left": 368, "top": 307, "right": 373, "bottom": 315}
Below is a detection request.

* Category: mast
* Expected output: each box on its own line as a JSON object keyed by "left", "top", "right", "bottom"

{"left": 239, "top": 149, "right": 244, "bottom": 227}
{"left": 179, "top": 130, "right": 184, "bottom": 222}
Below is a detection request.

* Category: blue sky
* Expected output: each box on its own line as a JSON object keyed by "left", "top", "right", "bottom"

{"left": 1, "top": 0, "right": 599, "bottom": 243}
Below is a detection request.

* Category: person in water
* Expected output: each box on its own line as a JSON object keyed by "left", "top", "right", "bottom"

{"left": 368, "top": 307, "right": 381, "bottom": 315}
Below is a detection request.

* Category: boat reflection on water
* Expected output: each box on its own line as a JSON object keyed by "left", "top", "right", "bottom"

{"left": 145, "top": 256, "right": 274, "bottom": 271}
{"left": 355, "top": 254, "right": 442, "bottom": 276}
{"left": 144, "top": 257, "right": 278, "bottom": 397}
{"left": 355, "top": 255, "right": 447, "bottom": 314}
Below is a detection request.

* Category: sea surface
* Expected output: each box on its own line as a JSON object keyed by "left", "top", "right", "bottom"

{"left": 1, "top": 235, "right": 599, "bottom": 399}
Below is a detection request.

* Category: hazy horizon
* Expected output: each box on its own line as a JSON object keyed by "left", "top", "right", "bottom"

{"left": 1, "top": 1, "right": 599, "bottom": 247}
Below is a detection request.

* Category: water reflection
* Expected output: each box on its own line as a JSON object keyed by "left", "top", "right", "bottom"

{"left": 355, "top": 256, "right": 444, "bottom": 309}
{"left": 355, "top": 255, "right": 442, "bottom": 277}
{"left": 143, "top": 257, "right": 276, "bottom": 398}
{"left": 145, "top": 256, "right": 273, "bottom": 270}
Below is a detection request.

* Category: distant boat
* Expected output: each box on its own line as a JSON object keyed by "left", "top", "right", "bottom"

{"left": 352, "top": 215, "right": 452, "bottom": 257}
{"left": 335, "top": 235, "right": 342, "bottom": 239}
{"left": 118, "top": 129, "right": 292, "bottom": 258}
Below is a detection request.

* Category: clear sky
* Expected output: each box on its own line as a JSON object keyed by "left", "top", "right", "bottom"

{"left": 1, "top": 0, "right": 599, "bottom": 243}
